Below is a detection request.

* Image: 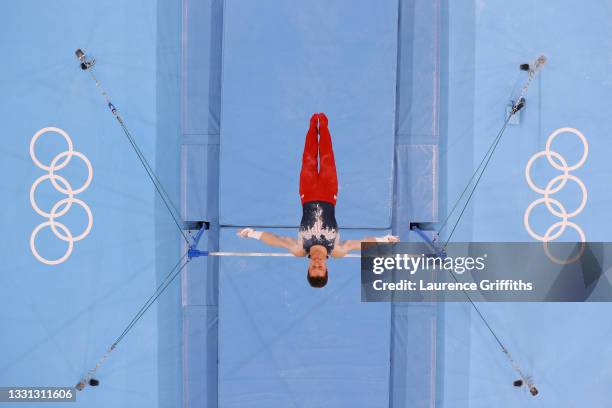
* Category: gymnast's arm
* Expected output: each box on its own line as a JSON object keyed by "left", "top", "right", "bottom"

{"left": 331, "top": 235, "right": 400, "bottom": 258}
{"left": 237, "top": 228, "right": 305, "bottom": 256}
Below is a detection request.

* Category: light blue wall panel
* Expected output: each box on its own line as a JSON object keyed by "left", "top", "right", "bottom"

{"left": 180, "top": 1, "right": 223, "bottom": 407}
{"left": 441, "top": 1, "right": 612, "bottom": 407}
{"left": 390, "top": 304, "right": 439, "bottom": 407}
{"left": 391, "top": 2, "right": 441, "bottom": 408}
{"left": 396, "top": 0, "right": 440, "bottom": 142}
{"left": 0, "top": 1, "right": 182, "bottom": 407}
{"left": 181, "top": 0, "right": 223, "bottom": 136}
{"left": 181, "top": 143, "right": 219, "bottom": 222}
{"left": 183, "top": 305, "right": 218, "bottom": 408}
{"left": 447, "top": 0, "right": 612, "bottom": 242}
{"left": 396, "top": 144, "right": 438, "bottom": 226}
{"left": 181, "top": 229, "right": 219, "bottom": 308}
{"left": 219, "top": 0, "right": 398, "bottom": 228}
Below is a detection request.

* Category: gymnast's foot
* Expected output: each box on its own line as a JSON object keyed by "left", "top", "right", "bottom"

{"left": 310, "top": 113, "right": 319, "bottom": 129}
{"left": 318, "top": 112, "right": 328, "bottom": 128}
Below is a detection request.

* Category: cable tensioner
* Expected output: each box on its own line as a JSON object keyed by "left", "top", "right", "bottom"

{"left": 513, "top": 379, "right": 539, "bottom": 396}
{"left": 75, "top": 49, "right": 95, "bottom": 70}
{"left": 75, "top": 378, "right": 100, "bottom": 391}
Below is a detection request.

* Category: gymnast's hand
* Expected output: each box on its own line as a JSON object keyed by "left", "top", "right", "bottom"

{"left": 318, "top": 112, "right": 328, "bottom": 128}
{"left": 375, "top": 235, "right": 400, "bottom": 243}
{"left": 237, "top": 228, "right": 263, "bottom": 240}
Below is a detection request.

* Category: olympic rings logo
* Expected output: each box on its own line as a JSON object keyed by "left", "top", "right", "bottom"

{"left": 524, "top": 127, "right": 588, "bottom": 264}
{"left": 30, "top": 127, "right": 93, "bottom": 265}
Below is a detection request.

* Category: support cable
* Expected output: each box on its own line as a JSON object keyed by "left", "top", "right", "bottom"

{"left": 416, "top": 55, "right": 547, "bottom": 397}
{"left": 75, "top": 49, "right": 189, "bottom": 243}
{"left": 437, "top": 55, "right": 546, "bottom": 248}
{"left": 76, "top": 252, "right": 190, "bottom": 390}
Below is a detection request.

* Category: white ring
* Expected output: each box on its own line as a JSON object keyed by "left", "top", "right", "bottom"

{"left": 544, "top": 174, "right": 587, "bottom": 219}
{"left": 30, "top": 127, "right": 74, "bottom": 171}
{"left": 30, "top": 221, "right": 74, "bottom": 266}
{"left": 50, "top": 198, "right": 93, "bottom": 242}
{"left": 524, "top": 197, "right": 568, "bottom": 242}
{"left": 49, "top": 150, "right": 93, "bottom": 195}
{"left": 30, "top": 174, "right": 74, "bottom": 218}
{"left": 525, "top": 150, "right": 569, "bottom": 195}
{"left": 524, "top": 127, "right": 588, "bottom": 264}
{"left": 543, "top": 222, "right": 586, "bottom": 265}
{"left": 545, "top": 127, "right": 588, "bottom": 172}
{"left": 30, "top": 126, "right": 93, "bottom": 265}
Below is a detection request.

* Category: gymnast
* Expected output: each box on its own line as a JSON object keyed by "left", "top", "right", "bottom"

{"left": 238, "top": 113, "right": 398, "bottom": 288}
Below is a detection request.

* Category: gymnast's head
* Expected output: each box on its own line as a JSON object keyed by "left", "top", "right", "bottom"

{"left": 307, "top": 249, "right": 328, "bottom": 288}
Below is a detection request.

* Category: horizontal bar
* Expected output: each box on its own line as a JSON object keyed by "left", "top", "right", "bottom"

{"left": 219, "top": 225, "right": 392, "bottom": 230}
{"left": 187, "top": 249, "right": 362, "bottom": 258}
{"left": 208, "top": 251, "right": 362, "bottom": 258}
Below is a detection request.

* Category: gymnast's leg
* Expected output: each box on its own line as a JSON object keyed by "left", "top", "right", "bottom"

{"left": 300, "top": 113, "right": 320, "bottom": 204}
{"left": 317, "top": 113, "right": 338, "bottom": 205}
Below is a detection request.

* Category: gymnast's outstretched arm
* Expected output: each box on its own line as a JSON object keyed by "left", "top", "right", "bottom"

{"left": 237, "top": 228, "right": 304, "bottom": 256}
{"left": 331, "top": 235, "right": 399, "bottom": 258}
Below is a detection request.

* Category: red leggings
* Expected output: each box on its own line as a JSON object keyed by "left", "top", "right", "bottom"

{"left": 299, "top": 116, "right": 338, "bottom": 205}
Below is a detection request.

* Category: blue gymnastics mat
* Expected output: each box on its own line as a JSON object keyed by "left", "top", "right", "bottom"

{"left": 217, "top": 227, "right": 391, "bottom": 407}
{"left": 218, "top": 0, "right": 398, "bottom": 228}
